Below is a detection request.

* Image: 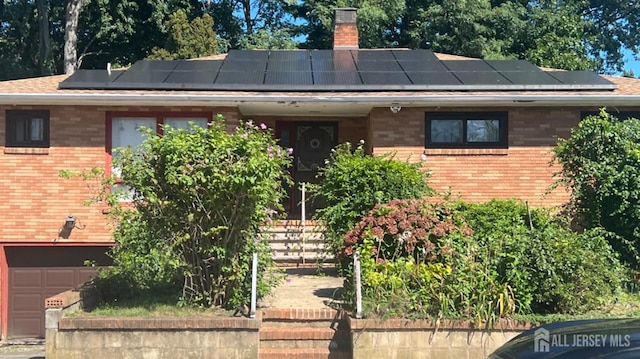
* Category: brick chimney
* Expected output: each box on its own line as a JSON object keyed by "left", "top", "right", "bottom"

{"left": 333, "top": 8, "right": 359, "bottom": 50}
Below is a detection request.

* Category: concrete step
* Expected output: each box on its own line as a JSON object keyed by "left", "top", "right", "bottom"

{"left": 258, "top": 347, "right": 351, "bottom": 359}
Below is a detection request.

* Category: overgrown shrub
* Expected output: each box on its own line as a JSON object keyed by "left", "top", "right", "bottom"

{"left": 311, "top": 142, "right": 432, "bottom": 267}
{"left": 343, "top": 198, "right": 516, "bottom": 324}
{"left": 454, "top": 200, "right": 625, "bottom": 314}
{"left": 93, "top": 116, "right": 290, "bottom": 309}
{"left": 553, "top": 109, "right": 640, "bottom": 267}
{"left": 342, "top": 199, "right": 625, "bottom": 322}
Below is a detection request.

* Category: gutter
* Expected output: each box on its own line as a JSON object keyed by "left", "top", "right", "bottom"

{"left": 0, "top": 93, "right": 639, "bottom": 107}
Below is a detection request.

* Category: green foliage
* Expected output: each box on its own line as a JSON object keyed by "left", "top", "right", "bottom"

{"left": 310, "top": 141, "right": 432, "bottom": 267}
{"left": 148, "top": 10, "right": 219, "bottom": 60}
{"left": 456, "top": 200, "right": 625, "bottom": 314}
{"left": 553, "top": 109, "right": 640, "bottom": 267}
{"left": 342, "top": 199, "right": 625, "bottom": 322}
{"left": 95, "top": 116, "right": 290, "bottom": 309}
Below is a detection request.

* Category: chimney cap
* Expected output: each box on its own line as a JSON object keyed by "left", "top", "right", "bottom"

{"left": 335, "top": 8, "right": 358, "bottom": 24}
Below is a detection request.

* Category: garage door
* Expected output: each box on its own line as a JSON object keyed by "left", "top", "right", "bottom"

{"left": 6, "top": 246, "right": 112, "bottom": 339}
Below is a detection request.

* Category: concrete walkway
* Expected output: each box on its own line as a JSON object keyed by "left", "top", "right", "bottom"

{"left": 260, "top": 267, "right": 345, "bottom": 309}
{"left": 0, "top": 344, "right": 44, "bottom": 359}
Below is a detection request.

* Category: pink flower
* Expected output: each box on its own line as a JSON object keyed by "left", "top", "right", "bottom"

{"left": 241, "top": 132, "right": 248, "bottom": 139}
{"left": 288, "top": 148, "right": 293, "bottom": 154}
{"left": 260, "top": 123, "right": 267, "bottom": 130}
{"left": 247, "top": 120, "right": 254, "bottom": 126}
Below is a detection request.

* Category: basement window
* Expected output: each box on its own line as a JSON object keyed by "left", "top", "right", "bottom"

{"left": 5, "top": 110, "right": 50, "bottom": 148}
{"left": 425, "top": 112, "right": 508, "bottom": 148}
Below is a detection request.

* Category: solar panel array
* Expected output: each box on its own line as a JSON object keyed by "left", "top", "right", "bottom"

{"left": 59, "top": 49, "right": 616, "bottom": 91}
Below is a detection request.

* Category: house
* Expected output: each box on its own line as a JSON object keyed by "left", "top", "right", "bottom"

{"left": 1, "top": 7, "right": 639, "bottom": 339}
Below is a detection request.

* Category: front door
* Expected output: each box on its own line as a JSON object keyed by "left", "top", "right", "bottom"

{"left": 276, "top": 121, "right": 338, "bottom": 217}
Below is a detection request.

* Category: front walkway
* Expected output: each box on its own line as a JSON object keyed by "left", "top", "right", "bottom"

{"left": 260, "top": 267, "right": 344, "bottom": 309}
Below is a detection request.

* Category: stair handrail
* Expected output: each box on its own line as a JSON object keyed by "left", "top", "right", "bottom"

{"left": 301, "top": 182, "right": 306, "bottom": 265}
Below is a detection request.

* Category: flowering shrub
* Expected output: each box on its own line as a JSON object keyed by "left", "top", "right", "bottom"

{"left": 341, "top": 199, "right": 471, "bottom": 264}
{"left": 342, "top": 198, "right": 626, "bottom": 322}
{"left": 92, "top": 115, "right": 291, "bottom": 309}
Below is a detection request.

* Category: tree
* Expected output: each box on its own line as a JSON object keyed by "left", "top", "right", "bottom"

{"left": 553, "top": 109, "right": 640, "bottom": 267}
{"left": 64, "top": 0, "right": 83, "bottom": 74}
{"left": 296, "top": 0, "right": 637, "bottom": 73}
{"left": 147, "top": 10, "right": 219, "bottom": 60}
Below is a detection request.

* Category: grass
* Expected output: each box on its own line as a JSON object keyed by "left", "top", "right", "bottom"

{"left": 66, "top": 292, "right": 235, "bottom": 318}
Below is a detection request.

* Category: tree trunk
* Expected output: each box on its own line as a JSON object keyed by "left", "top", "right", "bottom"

{"left": 64, "top": 0, "right": 84, "bottom": 75}
{"left": 36, "top": 0, "right": 53, "bottom": 75}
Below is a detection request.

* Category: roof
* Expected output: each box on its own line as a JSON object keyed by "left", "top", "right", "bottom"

{"left": 58, "top": 49, "right": 616, "bottom": 92}
{"left": 0, "top": 51, "right": 639, "bottom": 116}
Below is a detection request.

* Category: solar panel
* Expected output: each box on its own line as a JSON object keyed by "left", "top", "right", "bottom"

{"left": 267, "top": 60, "right": 312, "bottom": 72}
{"left": 443, "top": 60, "right": 494, "bottom": 72}
{"left": 313, "top": 71, "right": 361, "bottom": 85}
{"left": 165, "top": 71, "right": 217, "bottom": 84}
{"left": 360, "top": 71, "right": 411, "bottom": 85}
{"left": 453, "top": 71, "right": 511, "bottom": 85}
{"left": 220, "top": 60, "right": 267, "bottom": 72}
{"left": 355, "top": 60, "right": 403, "bottom": 72}
{"left": 392, "top": 49, "right": 439, "bottom": 62}
{"left": 355, "top": 50, "right": 396, "bottom": 61}
{"left": 60, "top": 69, "right": 124, "bottom": 84}
{"left": 174, "top": 60, "right": 223, "bottom": 72}
{"left": 500, "top": 71, "right": 560, "bottom": 85}
{"left": 548, "top": 71, "right": 614, "bottom": 85}
{"left": 114, "top": 70, "right": 172, "bottom": 83}
{"left": 215, "top": 71, "right": 264, "bottom": 84}
{"left": 128, "top": 60, "right": 179, "bottom": 71}
{"left": 264, "top": 71, "right": 313, "bottom": 85}
{"left": 398, "top": 61, "right": 449, "bottom": 72}
{"left": 56, "top": 49, "right": 617, "bottom": 91}
{"left": 225, "top": 49, "right": 268, "bottom": 61}
{"left": 486, "top": 60, "right": 541, "bottom": 72}
{"left": 269, "top": 50, "right": 310, "bottom": 61}
{"left": 313, "top": 58, "right": 358, "bottom": 72}
{"left": 309, "top": 50, "right": 335, "bottom": 60}
{"left": 406, "top": 71, "right": 462, "bottom": 85}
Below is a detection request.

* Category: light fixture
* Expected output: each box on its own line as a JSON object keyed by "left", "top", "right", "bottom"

{"left": 64, "top": 215, "right": 76, "bottom": 230}
{"left": 389, "top": 104, "right": 402, "bottom": 114}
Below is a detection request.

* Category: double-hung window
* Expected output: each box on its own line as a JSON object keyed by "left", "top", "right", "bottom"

{"left": 108, "top": 113, "right": 209, "bottom": 200}
{"left": 5, "top": 110, "right": 50, "bottom": 148}
{"left": 425, "top": 112, "right": 508, "bottom": 148}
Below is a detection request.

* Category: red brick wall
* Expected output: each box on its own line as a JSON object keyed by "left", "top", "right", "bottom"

{"left": 0, "top": 105, "right": 240, "bottom": 244}
{"left": 369, "top": 106, "right": 583, "bottom": 207}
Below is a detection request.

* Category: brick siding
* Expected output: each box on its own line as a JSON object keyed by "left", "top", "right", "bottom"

{"left": 369, "top": 106, "right": 583, "bottom": 207}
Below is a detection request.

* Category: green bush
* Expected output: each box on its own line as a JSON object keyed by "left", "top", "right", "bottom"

{"left": 92, "top": 116, "right": 290, "bottom": 309}
{"left": 553, "top": 109, "right": 640, "bottom": 267}
{"left": 343, "top": 199, "right": 516, "bottom": 324}
{"left": 342, "top": 199, "right": 625, "bottom": 322}
{"left": 453, "top": 200, "right": 625, "bottom": 314}
{"left": 311, "top": 142, "right": 432, "bottom": 266}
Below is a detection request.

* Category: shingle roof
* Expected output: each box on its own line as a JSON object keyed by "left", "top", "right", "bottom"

{"left": 0, "top": 52, "right": 639, "bottom": 106}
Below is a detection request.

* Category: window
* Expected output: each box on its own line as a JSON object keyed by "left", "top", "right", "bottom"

{"left": 425, "top": 112, "right": 508, "bottom": 148}
{"left": 107, "top": 113, "right": 210, "bottom": 200}
{"left": 5, "top": 110, "right": 50, "bottom": 148}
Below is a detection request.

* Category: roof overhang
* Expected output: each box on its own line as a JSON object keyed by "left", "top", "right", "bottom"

{"left": 1, "top": 93, "right": 639, "bottom": 116}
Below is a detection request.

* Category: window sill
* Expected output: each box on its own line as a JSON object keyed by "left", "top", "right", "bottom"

{"left": 3, "top": 147, "right": 49, "bottom": 155}
{"left": 423, "top": 148, "right": 508, "bottom": 156}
